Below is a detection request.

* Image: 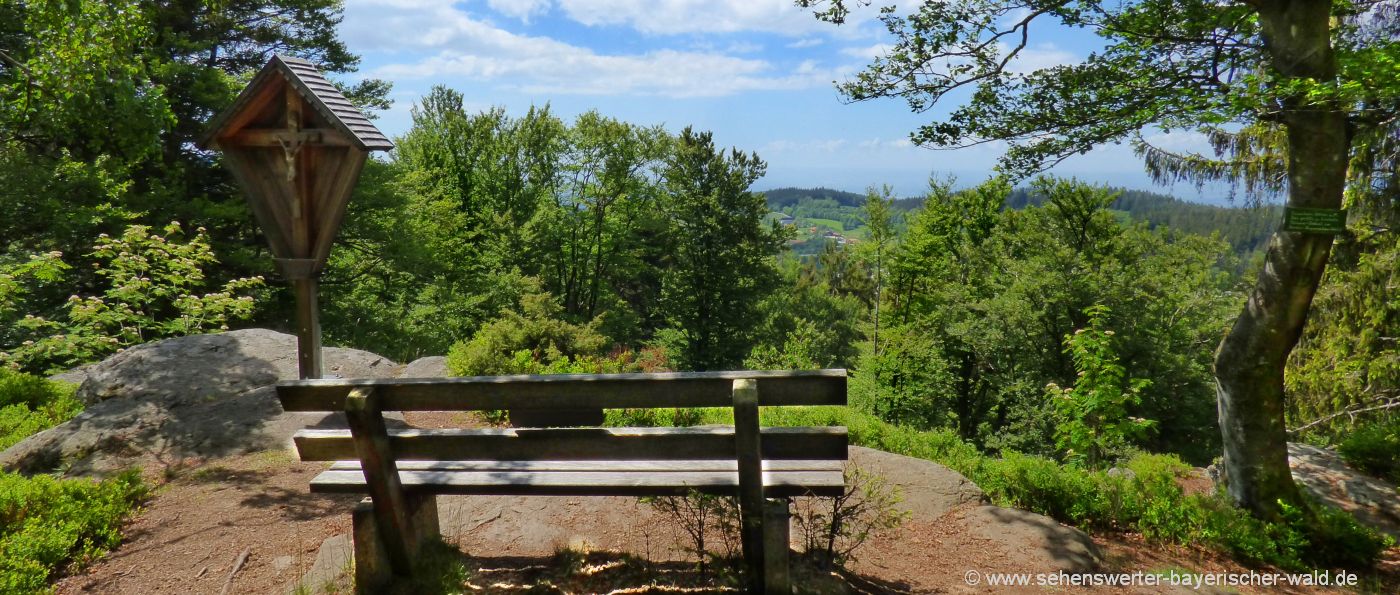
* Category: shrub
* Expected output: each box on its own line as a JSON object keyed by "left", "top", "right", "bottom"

{"left": 0, "top": 370, "right": 81, "bottom": 451}
{"left": 445, "top": 290, "right": 609, "bottom": 377}
{"left": 0, "top": 469, "right": 147, "bottom": 593}
{"left": 644, "top": 491, "right": 740, "bottom": 576}
{"left": 793, "top": 464, "right": 908, "bottom": 568}
{"left": 1337, "top": 417, "right": 1400, "bottom": 483}
{"left": 2, "top": 223, "right": 264, "bottom": 374}
{"left": 1046, "top": 305, "right": 1154, "bottom": 468}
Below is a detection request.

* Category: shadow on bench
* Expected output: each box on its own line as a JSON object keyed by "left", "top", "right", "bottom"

{"left": 277, "top": 369, "right": 848, "bottom": 594}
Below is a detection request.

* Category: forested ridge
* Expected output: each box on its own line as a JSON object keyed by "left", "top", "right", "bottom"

{"left": 769, "top": 185, "right": 1279, "bottom": 260}
{"left": 0, "top": 0, "right": 1396, "bottom": 588}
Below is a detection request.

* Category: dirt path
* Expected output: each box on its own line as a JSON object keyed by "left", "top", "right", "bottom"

{"left": 52, "top": 445, "right": 1399, "bottom": 594}
{"left": 55, "top": 452, "right": 359, "bottom": 595}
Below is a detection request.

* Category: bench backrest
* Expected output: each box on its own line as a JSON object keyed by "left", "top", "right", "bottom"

{"left": 276, "top": 369, "right": 848, "bottom": 464}
{"left": 278, "top": 369, "right": 847, "bottom": 411}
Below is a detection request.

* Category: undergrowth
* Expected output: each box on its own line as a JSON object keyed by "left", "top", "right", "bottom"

{"left": 0, "top": 369, "right": 82, "bottom": 451}
{"left": 607, "top": 404, "right": 1393, "bottom": 572}
{"left": 0, "top": 469, "right": 148, "bottom": 593}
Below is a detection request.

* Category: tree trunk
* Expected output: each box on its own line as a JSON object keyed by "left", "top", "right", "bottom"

{"left": 1214, "top": 0, "right": 1348, "bottom": 520}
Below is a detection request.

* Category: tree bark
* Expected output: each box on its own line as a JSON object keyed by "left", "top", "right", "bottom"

{"left": 1214, "top": 0, "right": 1348, "bottom": 520}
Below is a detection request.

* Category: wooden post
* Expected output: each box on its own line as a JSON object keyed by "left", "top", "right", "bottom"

{"left": 344, "top": 387, "right": 416, "bottom": 576}
{"left": 763, "top": 498, "right": 791, "bottom": 593}
{"left": 293, "top": 277, "right": 322, "bottom": 379}
{"left": 733, "top": 378, "right": 765, "bottom": 593}
{"left": 278, "top": 258, "right": 323, "bottom": 379}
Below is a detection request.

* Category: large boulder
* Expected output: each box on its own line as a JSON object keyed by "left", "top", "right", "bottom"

{"left": 1289, "top": 442, "right": 1400, "bottom": 539}
{"left": 0, "top": 329, "right": 399, "bottom": 475}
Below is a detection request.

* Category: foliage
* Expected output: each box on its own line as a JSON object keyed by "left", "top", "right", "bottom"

{"left": 1336, "top": 417, "right": 1400, "bottom": 483}
{"left": 861, "top": 176, "right": 1233, "bottom": 462}
{"left": 1, "top": 0, "right": 386, "bottom": 334}
{"left": 644, "top": 491, "right": 741, "bottom": 575}
{"left": 0, "top": 370, "right": 81, "bottom": 452}
{"left": 1, "top": 223, "right": 263, "bottom": 374}
{"left": 655, "top": 128, "right": 786, "bottom": 370}
{"left": 799, "top": 0, "right": 1400, "bottom": 519}
{"left": 390, "top": 538, "right": 471, "bottom": 594}
{"left": 1047, "top": 305, "right": 1155, "bottom": 468}
{"left": 1287, "top": 232, "right": 1400, "bottom": 428}
{"left": 0, "top": 469, "right": 147, "bottom": 594}
{"left": 744, "top": 256, "right": 864, "bottom": 371}
{"left": 792, "top": 465, "right": 908, "bottom": 569}
{"left": 444, "top": 289, "right": 609, "bottom": 377}
{"left": 616, "top": 406, "right": 1390, "bottom": 571}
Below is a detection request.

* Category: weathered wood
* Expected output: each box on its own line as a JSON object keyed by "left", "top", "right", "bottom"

{"left": 327, "top": 459, "right": 844, "bottom": 472}
{"left": 344, "top": 387, "right": 415, "bottom": 575}
{"left": 351, "top": 494, "right": 439, "bottom": 594}
{"left": 293, "top": 277, "right": 321, "bottom": 379}
{"left": 226, "top": 128, "right": 351, "bottom": 147}
{"left": 308, "top": 469, "right": 844, "bottom": 497}
{"left": 293, "top": 426, "right": 848, "bottom": 462}
{"left": 763, "top": 498, "right": 792, "bottom": 593}
{"left": 278, "top": 369, "right": 847, "bottom": 412}
{"left": 734, "top": 379, "right": 766, "bottom": 594}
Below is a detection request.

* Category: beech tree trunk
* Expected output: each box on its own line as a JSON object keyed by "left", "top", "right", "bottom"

{"left": 1214, "top": 0, "right": 1348, "bottom": 520}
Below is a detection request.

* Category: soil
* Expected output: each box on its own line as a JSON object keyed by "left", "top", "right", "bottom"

{"left": 49, "top": 411, "right": 1400, "bottom": 594}
{"left": 53, "top": 457, "right": 1400, "bottom": 593}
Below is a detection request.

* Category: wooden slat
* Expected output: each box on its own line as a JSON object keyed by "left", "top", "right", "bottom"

{"left": 327, "top": 459, "right": 844, "bottom": 472}
{"left": 278, "top": 369, "right": 847, "bottom": 412}
{"left": 308, "top": 469, "right": 845, "bottom": 498}
{"left": 293, "top": 426, "right": 848, "bottom": 462}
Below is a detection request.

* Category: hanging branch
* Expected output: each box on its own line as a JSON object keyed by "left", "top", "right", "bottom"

{"left": 1288, "top": 392, "right": 1400, "bottom": 435}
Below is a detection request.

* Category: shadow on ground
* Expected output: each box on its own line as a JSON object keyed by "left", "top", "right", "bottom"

{"left": 378, "top": 547, "right": 917, "bottom": 594}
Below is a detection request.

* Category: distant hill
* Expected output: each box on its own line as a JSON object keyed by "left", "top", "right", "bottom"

{"left": 762, "top": 185, "right": 1279, "bottom": 259}
{"left": 1006, "top": 187, "right": 1279, "bottom": 256}
{"left": 763, "top": 187, "right": 867, "bottom": 210}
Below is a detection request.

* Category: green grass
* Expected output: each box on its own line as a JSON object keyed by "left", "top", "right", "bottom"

{"left": 800, "top": 218, "right": 845, "bottom": 232}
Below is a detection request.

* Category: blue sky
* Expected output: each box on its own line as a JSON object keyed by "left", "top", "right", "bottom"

{"left": 338, "top": 0, "right": 1232, "bottom": 203}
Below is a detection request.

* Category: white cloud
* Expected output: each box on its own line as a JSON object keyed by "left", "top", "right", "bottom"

{"left": 857, "top": 137, "right": 916, "bottom": 150}
{"left": 555, "top": 0, "right": 871, "bottom": 35}
{"left": 343, "top": 0, "right": 844, "bottom": 97}
{"left": 726, "top": 41, "right": 764, "bottom": 54}
{"left": 487, "top": 0, "right": 552, "bottom": 22}
{"left": 787, "top": 37, "right": 823, "bottom": 49}
{"left": 841, "top": 43, "right": 892, "bottom": 60}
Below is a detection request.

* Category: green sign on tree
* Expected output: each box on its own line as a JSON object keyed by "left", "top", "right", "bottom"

{"left": 1281, "top": 208, "right": 1347, "bottom": 235}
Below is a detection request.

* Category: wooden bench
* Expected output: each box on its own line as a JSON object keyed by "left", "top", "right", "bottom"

{"left": 277, "top": 369, "right": 848, "bottom": 594}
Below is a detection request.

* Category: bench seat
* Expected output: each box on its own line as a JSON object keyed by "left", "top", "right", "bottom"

{"left": 311, "top": 459, "right": 846, "bottom": 497}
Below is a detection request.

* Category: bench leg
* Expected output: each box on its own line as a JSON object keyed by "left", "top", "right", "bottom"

{"left": 352, "top": 494, "right": 440, "bottom": 594}
{"left": 763, "top": 498, "right": 791, "bottom": 594}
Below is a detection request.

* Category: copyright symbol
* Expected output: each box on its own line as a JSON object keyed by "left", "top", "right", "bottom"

{"left": 965, "top": 570, "right": 981, "bottom": 585}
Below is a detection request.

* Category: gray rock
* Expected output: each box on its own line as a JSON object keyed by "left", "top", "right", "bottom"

{"left": 47, "top": 364, "right": 94, "bottom": 388}
{"left": 288, "top": 534, "right": 353, "bottom": 594}
{"left": 400, "top": 356, "right": 450, "bottom": 378}
{"left": 0, "top": 329, "right": 398, "bottom": 475}
{"left": 849, "top": 445, "right": 986, "bottom": 518}
{"left": 961, "top": 505, "right": 1102, "bottom": 571}
{"left": 1288, "top": 442, "right": 1400, "bottom": 539}
{"left": 1106, "top": 466, "right": 1136, "bottom": 481}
